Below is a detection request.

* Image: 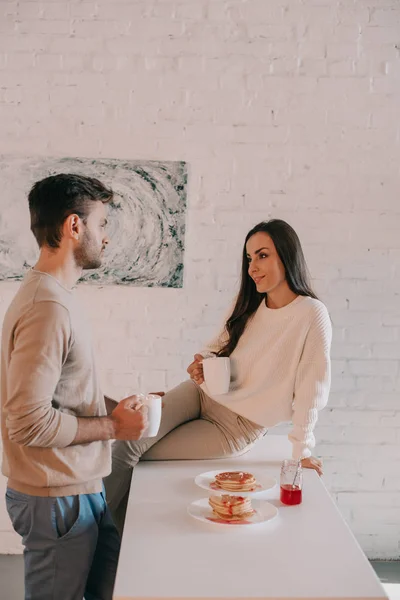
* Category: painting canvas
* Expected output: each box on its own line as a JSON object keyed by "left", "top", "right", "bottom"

{"left": 0, "top": 156, "right": 187, "bottom": 287}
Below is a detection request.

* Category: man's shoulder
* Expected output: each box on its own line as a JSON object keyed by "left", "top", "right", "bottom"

{"left": 3, "top": 271, "right": 73, "bottom": 332}
{"left": 29, "top": 271, "right": 73, "bottom": 310}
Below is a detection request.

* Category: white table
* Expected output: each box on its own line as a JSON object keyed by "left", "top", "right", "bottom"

{"left": 113, "top": 435, "right": 387, "bottom": 600}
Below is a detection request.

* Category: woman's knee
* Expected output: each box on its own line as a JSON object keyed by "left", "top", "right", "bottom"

{"left": 161, "top": 379, "right": 201, "bottom": 421}
{"left": 163, "top": 379, "right": 198, "bottom": 402}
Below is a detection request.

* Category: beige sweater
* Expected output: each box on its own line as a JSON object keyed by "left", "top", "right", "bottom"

{"left": 200, "top": 296, "right": 332, "bottom": 460}
{"left": 1, "top": 270, "right": 110, "bottom": 496}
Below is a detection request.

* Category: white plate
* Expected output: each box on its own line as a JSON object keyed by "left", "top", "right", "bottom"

{"left": 188, "top": 497, "right": 278, "bottom": 527}
{"left": 194, "top": 469, "right": 276, "bottom": 496}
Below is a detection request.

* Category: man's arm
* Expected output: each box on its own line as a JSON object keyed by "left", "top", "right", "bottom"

{"left": 5, "top": 303, "right": 147, "bottom": 448}
{"left": 5, "top": 301, "right": 78, "bottom": 448}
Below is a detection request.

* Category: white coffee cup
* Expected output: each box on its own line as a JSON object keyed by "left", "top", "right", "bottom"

{"left": 202, "top": 357, "right": 231, "bottom": 395}
{"left": 139, "top": 393, "right": 162, "bottom": 438}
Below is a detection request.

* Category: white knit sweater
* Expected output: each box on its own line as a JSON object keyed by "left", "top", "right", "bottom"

{"left": 200, "top": 296, "right": 332, "bottom": 460}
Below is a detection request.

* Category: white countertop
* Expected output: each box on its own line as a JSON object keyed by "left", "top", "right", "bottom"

{"left": 113, "top": 435, "right": 387, "bottom": 600}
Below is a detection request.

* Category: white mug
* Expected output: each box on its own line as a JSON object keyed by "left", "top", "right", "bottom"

{"left": 139, "top": 393, "right": 162, "bottom": 438}
{"left": 202, "top": 357, "right": 231, "bottom": 395}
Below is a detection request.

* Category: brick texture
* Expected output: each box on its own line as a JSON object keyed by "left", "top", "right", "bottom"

{"left": 0, "top": 0, "right": 399, "bottom": 559}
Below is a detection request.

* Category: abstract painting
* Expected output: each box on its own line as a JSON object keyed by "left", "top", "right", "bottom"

{"left": 0, "top": 156, "right": 187, "bottom": 287}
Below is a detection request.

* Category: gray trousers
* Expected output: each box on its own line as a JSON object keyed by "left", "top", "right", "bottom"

{"left": 6, "top": 487, "right": 120, "bottom": 600}
{"left": 103, "top": 380, "right": 266, "bottom": 532}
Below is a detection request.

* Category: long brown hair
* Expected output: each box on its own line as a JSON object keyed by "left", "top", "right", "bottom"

{"left": 217, "top": 219, "right": 318, "bottom": 357}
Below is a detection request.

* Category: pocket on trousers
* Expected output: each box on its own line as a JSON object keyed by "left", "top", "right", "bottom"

{"left": 51, "top": 495, "right": 83, "bottom": 541}
{"left": 5, "top": 489, "right": 32, "bottom": 539}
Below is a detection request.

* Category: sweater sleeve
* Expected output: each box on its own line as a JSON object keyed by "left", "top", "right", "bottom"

{"left": 289, "top": 304, "right": 332, "bottom": 460}
{"left": 4, "top": 301, "right": 78, "bottom": 448}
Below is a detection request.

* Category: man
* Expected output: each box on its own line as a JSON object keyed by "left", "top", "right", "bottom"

{"left": 1, "top": 173, "right": 148, "bottom": 599}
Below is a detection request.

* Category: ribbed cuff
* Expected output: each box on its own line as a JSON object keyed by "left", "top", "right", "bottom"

{"left": 291, "top": 443, "right": 312, "bottom": 461}
{"left": 199, "top": 351, "right": 216, "bottom": 359}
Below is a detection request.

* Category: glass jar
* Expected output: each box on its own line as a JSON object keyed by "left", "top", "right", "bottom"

{"left": 280, "top": 459, "right": 303, "bottom": 505}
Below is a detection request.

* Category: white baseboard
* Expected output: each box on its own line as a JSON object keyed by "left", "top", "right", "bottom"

{"left": 0, "top": 531, "right": 23, "bottom": 554}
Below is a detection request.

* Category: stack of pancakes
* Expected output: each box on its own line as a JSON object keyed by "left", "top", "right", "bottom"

{"left": 209, "top": 494, "right": 254, "bottom": 521}
{"left": 213, "top": 471, "right": 257, "bottom": 492}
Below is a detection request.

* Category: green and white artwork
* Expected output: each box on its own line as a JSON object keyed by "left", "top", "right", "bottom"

{"left": 0, "top": 156, "right": 187, "bottom": 287}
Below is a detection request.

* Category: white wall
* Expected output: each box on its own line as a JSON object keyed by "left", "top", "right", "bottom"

{"left": 0, "top": 0, "right": 399, "bottom": 559}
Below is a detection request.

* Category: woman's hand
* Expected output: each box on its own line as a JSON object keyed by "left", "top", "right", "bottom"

{"left": 301, "top": 456, "right": 323, "bottom": 476}
{"left": 187, "top": 354, "right": 204, "bottom": 385}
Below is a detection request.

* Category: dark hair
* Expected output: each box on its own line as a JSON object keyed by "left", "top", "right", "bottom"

{"left": 28, "top": 173, "right": 113, "bottom": 248}
{"left": 217, "top": 219, "right": 318, "bottom": 357}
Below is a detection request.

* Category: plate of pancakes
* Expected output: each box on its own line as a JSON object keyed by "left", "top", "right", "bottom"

{"left": 188, "top": 495, "right": 278, "bottom": 526}
{"left": 194, "top": 470, "right": 276, "bottom": 496}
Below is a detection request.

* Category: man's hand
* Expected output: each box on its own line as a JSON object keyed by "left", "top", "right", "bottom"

{"left": 110, "top": 395, "right": 148, "bottom": 441}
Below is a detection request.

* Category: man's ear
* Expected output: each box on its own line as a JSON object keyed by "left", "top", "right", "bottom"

{"left": 63, "top": 214, "right": 83, "bottom": 241}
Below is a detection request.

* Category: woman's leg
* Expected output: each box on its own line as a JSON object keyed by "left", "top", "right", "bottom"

{"left": 141, "top": 416, "right": 247, "bottom": 460}
{"left": 142, "top": 392, "right": 267, "bottom": 461}
{"left": 103, "top": 380, "right": 201, "bottom": 532}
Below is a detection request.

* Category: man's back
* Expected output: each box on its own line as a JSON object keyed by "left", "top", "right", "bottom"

{"left": 1, "top": 269, "right": 110, "bottom": 496}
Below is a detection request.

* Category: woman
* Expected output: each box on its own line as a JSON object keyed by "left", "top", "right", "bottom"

{"left": 104, "top": 219, "right": 332, "bottom": 532}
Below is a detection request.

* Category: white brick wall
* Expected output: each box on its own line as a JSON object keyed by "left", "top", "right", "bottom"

{"left": 0, "top": 0, "right": 399, "bottom": 559}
